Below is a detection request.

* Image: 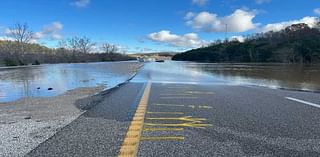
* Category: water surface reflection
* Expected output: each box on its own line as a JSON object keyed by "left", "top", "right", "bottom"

{"left": 132, "top": 61, "right": 320, "bottom": 92}
{"left": 0, "top": 62, "right": 140, "bottom": 102}
{"left": 184, "top": 62, "right": 320, "bottom": 91}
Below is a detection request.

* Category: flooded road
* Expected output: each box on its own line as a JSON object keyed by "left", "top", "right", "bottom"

{"left": 15, "top": 61, "right": 320, "bottom": 157}
{"left": 132, "top": 61, "right": 320, "bottom": 91}
{"left": 1, "top": 61, "right": 319, "bottom": 102}
{"left": 0, "top": 62, "right": 141, "bottom": 102}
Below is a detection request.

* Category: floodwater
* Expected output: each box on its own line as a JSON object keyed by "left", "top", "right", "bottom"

{"left": 1, "top": 61, "right": 319, "bottom": 102}
{"left": 0, "top": 62, "right": 141, "bottom": 102}
{"left": 132, "top": 61, "right": 320, "bottom": 92}
{"left": 185, "top": 62, "right": 320, "bottom": 91}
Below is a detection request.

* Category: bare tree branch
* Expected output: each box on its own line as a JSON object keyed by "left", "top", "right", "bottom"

{"left": 7, "top": 23, "right": 34, "bottom": 44}
{"left": 77, "top": 36, "right": 95, "bottom": 54}
{"left": 101, "top": 43, "right": 118, "bottom": 54}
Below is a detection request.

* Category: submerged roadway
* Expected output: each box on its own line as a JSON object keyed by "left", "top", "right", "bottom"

{"left": 26, "top": 61, "right": 320, "bottom": 157}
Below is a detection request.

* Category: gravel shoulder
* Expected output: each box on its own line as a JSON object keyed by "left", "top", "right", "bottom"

{"left": 0, "top": 86, "right": 105, "bottom": 157}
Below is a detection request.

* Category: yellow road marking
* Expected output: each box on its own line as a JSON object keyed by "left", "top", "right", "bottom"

{"left": 186, "top": 91, "right": 215, "bottom": 95}
{"left": 118, "top": 82, "right": 152, "bottom": 157}
{"left": 160, "top": 94, "right": 192, "bottom": 96}
{"left": 154, "top": 104, "right": 185, "bottom": 107}
{"left": 143, "top": 127, "right": 184, "bottom": 132}
{"left": 145, "top": 122, "right": 212, "bottom": 129}
{"left": 188, "top": 105, "right": 213, "bottom": 109}
{"left": 141, "top": 136, "right": 185, "bottom": 141}
{"left": 167, "top": 87, "right": 190, "bottom": 89}
{"left": 160, "top": 96, "right": 198, "bottom": 99}
{"left": 153, "top": 104, "right": 213, "bottom": 109}
{"left": 147, "top": 112, "right": 184, "bottom": 115}
{"left": 198, "top": 105, "right": 213, "bottom": 109}
{"left": 146, "top": 116, "right": 207, "bottom": 123}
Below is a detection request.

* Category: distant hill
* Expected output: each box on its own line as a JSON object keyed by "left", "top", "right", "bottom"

{"left": 172, "top": 22, "right": 320, "bottom": 63}
{"left": 131, "top": 52, "right": 178, "bottom": 57}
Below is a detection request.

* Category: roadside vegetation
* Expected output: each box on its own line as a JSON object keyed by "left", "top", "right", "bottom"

{"left": 0, "top": 23, "right": 134, "bottom": 66}
{"left": 173, "top": 22, "right": 320, "bottom": 64}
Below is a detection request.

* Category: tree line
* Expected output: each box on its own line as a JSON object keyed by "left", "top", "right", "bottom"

{"left": 0, "top": 23, "right": 134, "bottom": 66}
{"left": 173, "top": 22, "right": 320, "bottom": 64}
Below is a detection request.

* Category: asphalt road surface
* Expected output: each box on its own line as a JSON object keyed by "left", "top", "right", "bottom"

{"left": 27, "top": 62, "right": 320, "bottom": 157}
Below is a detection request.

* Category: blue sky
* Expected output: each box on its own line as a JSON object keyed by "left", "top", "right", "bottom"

{"left": 0, "top": 0, "right": 319, "bottom": 53}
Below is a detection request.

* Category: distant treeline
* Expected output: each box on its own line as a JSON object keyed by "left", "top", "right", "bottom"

{"left": 173, "top": 22, "right": 320, "bottom": 64}
{"left": 0, "top": 23, "right": 134, "bottom": 66}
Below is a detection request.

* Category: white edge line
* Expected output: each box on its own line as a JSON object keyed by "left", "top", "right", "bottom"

{"left": 285, "top": 97, "right": 320, "bottom": 109}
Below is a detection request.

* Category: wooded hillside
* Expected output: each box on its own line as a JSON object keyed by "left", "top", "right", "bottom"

{"left": 173, "top": 22, "right": 320, "bottom": 63}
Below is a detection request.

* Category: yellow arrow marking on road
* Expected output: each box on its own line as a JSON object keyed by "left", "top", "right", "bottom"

{"left": 153, "top": 104, "right": 213, "bottom": 109}
{"left": 167, "top": 86, "right": 190, "bottom": 89}
{"left": 146, "top": 116, "right": 207, "bottom": 123}
{"left": 144, "top": 122, "right": 212, "bottom": 129}
{"left": 141, "top": 136, "right": 185, "bottom": 141}
{"left": 154, "top": 104, "right": 185, "bottom": 107}
{"left": 198, "top": 105, "right": 213, "bottom": 109}
{"left": 160, "top": 96, "right": 198, "bottom": 99}
{"left": 160, "top": 94, "right": 193, "bottom": 96}
{"left": 143, "top": 127, "right": 184, "bottom": 132}
{"left": 147, "top": 112, "right": 184, "bottom": 115}
{"left": 186, "top": 91, "right": 215, "bottom": 95}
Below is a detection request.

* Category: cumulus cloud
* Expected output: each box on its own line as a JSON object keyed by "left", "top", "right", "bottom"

{"left": 71, "top": 0, "right": 90, "bottom": 8}
{"left": 147, "top": 30, "right": 209, "bottom": 48}
{"left": 185, "top": 9, "right": 258, "bottom": 33}
{"left": 192, "top": 0, "right": 209, "bottom": 6}
{"left": 314, "top": 8, "right": 320, "bottom": 15}
{"left": 262, "top": 16, "right": 319, "bottom": 32}
{"left": 255, "top": 0, "right": 271, "bottom": 4}
{"left": 34, "top": 22, "right": 64, "bottom": 40}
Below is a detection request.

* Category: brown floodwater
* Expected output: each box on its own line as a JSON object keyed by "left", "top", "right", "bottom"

{"left": 183, "top": 62, "right": 320, "bottom": 92}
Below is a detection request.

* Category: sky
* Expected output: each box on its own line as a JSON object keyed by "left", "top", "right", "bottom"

{"left": 0, "top": 0, "right": 319, "bottom": 53}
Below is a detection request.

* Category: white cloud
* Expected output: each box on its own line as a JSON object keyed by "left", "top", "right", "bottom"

{"left": 1, "top": 22, "right": 63, "bottom": 43}
{"left": 230, "top": 36, "right": 245, "bottom": 42}
{"left": 186, "top": 9, "right": 258, "bottom": 33}
{"left": 314, "top": 8, "right": 320, "bottom": 15}
{"left": 147, "top": 30, "right": 209, "bottom": 48}
{"left": 192, "top": 0, "right": 209, "bottom": 6}
{"left": 262, "top": 16, "right": 319, "bottom": 32}
{"left": 255, "top": 0, "right": 271, "bottom": 4}
{"left": 185, "top": 12, "right": 195, "bottom": 20}
{"left": 0, "top": 36, "right": 15, "bottom": 41}
{"left": 71, "top": 0, "right": 90, "bottom": 8}
{"left": 33, "top": 22, "right": 63, "bottom": 41}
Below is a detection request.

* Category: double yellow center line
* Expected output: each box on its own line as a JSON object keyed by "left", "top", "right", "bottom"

{"left": 118, "top": 82, "right": 152, "bottom": 157}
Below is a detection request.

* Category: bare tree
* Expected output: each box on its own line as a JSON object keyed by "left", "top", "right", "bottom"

{"left": 6, "top": 23, "right": 34, "bottom": 58}
{"left": 7, "top": 23, "right": 33, "bottom": 43}
{"left": 77, "top": 36, "right": 95, "bottom": 54}
{"left": 67, "top": 36, "right": 80, "bottom": 54}
{"left": 58, "top": 40, "right": 68, "bottom": 49}
{"left": 65, "top": 36, "right": 95, "bottom": 54}
{"left": 101, "top": 43, "right": 118, "bottom": 54}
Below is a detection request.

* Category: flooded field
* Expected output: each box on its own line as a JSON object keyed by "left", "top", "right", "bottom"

{"left": 0, "top": 62, "right": 141, "bottom": 102}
